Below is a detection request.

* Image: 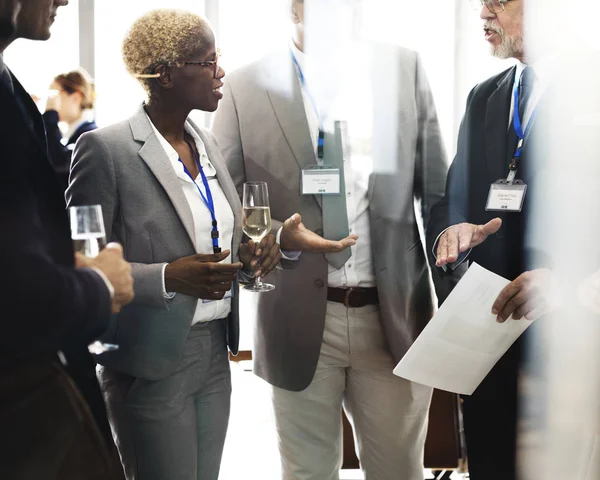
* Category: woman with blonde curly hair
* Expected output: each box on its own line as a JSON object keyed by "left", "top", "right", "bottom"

{"left": 66, "top": 9, "right": 281, "bottom": 480}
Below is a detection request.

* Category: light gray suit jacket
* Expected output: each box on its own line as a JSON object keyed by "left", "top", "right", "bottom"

{"left": 66, "top": 105, "right": 242, "bottom": 381}
{"left": 213, "top": 47, "right": 450, "bottom": 391}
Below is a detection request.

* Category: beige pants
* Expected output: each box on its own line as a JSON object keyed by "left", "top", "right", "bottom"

{"left": 272, "top": 302, "right": 432, "bottom": 480}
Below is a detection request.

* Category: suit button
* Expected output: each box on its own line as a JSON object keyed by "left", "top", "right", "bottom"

{"left": 314, "top": 279, "right": 325, "bottom": 288}
{"left": 315, "top": 228, "right": 324, "bottom": 236}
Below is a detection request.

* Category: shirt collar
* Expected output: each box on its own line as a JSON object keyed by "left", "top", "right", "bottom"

{"left": 64, "top": 117, "right": 88, "bottom": 141}
{"left": 146, "top": 114, "right": 211, "bottom": 182}
{"left": 289, "top": 38, "right": 310, "bottom": 76}
{"left": 515, "top": 54, "right": 557, "bottom": 91}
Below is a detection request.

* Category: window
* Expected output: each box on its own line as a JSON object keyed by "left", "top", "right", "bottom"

{"left": 4, "top": 0, "right": 80, "bottom": 110}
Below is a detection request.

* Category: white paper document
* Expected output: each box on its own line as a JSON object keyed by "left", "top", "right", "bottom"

{"left": 393, "top": 262, "right": 534, "bottom": 395}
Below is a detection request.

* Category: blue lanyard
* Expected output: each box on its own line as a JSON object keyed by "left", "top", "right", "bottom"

{"left": 178, "top": 150, "right": 221, "bottom": 253}
{"left": 291, "top": 49, "right": 325, "bottom": 160}
{"left": 512, "top": 72, "right": 538, "bottom": 160}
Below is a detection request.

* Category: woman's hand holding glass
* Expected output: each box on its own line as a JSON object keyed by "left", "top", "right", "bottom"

{"left": 239, "top": 234, "right": 281, "bottom": 279}
{"left": 165, "top": 251, "right": 243, "bottom": 300}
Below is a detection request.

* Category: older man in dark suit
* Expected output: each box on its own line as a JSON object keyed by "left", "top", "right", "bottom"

{"left": 426, "top": 0, "right": 567, "bottom": 478}
{"left": 0, "top": 1, "right": 133, "bottom": 478}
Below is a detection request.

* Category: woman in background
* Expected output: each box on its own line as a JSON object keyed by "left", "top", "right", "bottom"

{"left": 43, "top": 68, "right": 97, "bottom": 189}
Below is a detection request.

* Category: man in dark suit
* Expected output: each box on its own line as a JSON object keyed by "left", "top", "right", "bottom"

{"left": 0, "top": 0, "right": 134, "bottom": 478}
{"left": 426, "top": 0, "right": 562, "bottom": 478}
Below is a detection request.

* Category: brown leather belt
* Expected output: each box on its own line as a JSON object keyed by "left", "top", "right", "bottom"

{"left": 327, "top": 287, "right": 379, "bottom": 308}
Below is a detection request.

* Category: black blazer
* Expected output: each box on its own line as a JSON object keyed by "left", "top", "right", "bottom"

{"left": 427, "top": 66, "right": 550, "bottom": 282}
{"left": 43, "top": 110, "right": 97, "bottom": 190}
{"left": 0, "top": 72, "right": 112, "bottom": 438}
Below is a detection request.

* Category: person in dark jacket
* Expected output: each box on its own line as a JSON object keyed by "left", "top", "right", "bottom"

{"left": 0, "top": 0, "right": 133, "bottom": 478}
{"left": 40, "top": 68, "right": 97, "bottom": 189}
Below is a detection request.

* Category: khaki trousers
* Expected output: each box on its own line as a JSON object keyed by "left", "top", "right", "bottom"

{"left": 272, "top": 302, "right": 432, "bottom": 480}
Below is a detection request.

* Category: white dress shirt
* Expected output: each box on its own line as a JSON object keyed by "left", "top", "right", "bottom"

{"left": 149, "top": 117, "right": 235, "bottom": 324}
{"left": 291, "top": 41, "right": 376, "bottom": 288}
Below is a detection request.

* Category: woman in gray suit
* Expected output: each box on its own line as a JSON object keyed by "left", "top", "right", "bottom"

{"left": 66, "top": 9, "right": 281, "bottom": 480}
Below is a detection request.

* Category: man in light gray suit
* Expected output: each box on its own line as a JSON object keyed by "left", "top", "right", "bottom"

{"left": 213, "top": 1, "right": 449, "bottom": 478}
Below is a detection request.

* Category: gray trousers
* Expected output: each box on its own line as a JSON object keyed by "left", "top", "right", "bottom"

{"left": 98, "top": 319, "right": 232, "bottom": 480}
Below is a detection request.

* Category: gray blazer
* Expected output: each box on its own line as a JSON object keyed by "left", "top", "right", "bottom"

{"left": 66, "top": 105, "right": 242, "bottom": 381}
{"left": 213, "top": 47, "right": 451, "bottom": 391}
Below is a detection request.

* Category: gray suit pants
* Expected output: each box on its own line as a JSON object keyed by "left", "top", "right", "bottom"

{"left": 98, "top": 319, "right": 231, "bottom": 480}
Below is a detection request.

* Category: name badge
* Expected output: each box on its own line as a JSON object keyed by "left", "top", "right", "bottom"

{"left": 301, "top": 166, "right": 341, "bottom": 195}
{"left": 485, "top": 181, "right": 527, "bottom": 212}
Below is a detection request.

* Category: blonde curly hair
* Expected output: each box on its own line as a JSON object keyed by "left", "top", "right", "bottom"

{"left": 122, "top": 9, "right": 212, "bottom": 98}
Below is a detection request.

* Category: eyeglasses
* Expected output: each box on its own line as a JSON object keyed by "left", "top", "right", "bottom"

{"left": 177, "top": 49, "right": 222, "bottom": 78}
{"left": 135, "top": 49, "right": 222, "bottom": 79}
{"left": 470, "top": 0, "right": 511, "bottom": 14}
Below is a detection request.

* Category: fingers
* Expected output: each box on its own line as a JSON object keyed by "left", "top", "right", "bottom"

{"left": 283, "top": 213, "right": 301, "bottom": 229}
{"left": 492, "top": 281, "right": 521, "bottom": 322}
{"left": 104, "top": 242, "right": 124, "bottom": 255}
{"left": 518, "top": 298, "right": 549, "bottom": 321}
{"left": 482, "top": 217, "right": 503, "bottom": 236}
{"left": 201, "top": 260, "right": 243, "bottom": 275}
{"left": 472, "top": 218, "right": 502, "bottom": 247}
{"left": 321, "top": 235, "right": 358, "bottom": 253}
{"left": 193, "top": 250, "right": 231, "bottom": 263}
{"left": 74, "top": 252, "right": 91, "bottom": 268}
{"left": 255, "top": 234, "right": 274, "bottom": 258}
{"left": 255, "top": 243, "right": 282, "bottom": 277}
{"left": 445, "top": 228, "right": 460, "bottom": 262}
{"left": 436, "top": 227, "right": 463, "bottom": 266}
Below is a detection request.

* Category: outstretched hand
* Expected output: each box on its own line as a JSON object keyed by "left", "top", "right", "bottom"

{"left": 436, "top": 218, "right": 502, "bottom": 267}
{"left": 279, "top": 213, "right": 357, "bottom": 253}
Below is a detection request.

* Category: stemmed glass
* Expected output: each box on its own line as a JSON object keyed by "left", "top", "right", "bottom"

{"left": 69, "top": 205, "right": 119, "bottom": 354}
{"left": 242, "top": 182, "right": 275, "bottom": 293}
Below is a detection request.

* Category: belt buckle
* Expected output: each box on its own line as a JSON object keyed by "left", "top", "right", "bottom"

{"left": 343, "top": 287, "right": 355, "bottom": 308}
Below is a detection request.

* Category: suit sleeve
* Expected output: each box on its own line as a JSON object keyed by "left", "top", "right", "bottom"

{"left": 42, "top": 110, "right": 71, "bottom": 191}
{"left": 413, "top": 53, "right": 448, "bottom": 231}
{"left": 426, "top": 87, "right": 477, "bottom": 287}
{"left": 67, "top": 132, "right": 169, "bottom": 310}
{"left": 0, "top": 137, "right": 111, "bottom": 358}
{"left": 412, "top": 53, "right": 460, "bottom": 300}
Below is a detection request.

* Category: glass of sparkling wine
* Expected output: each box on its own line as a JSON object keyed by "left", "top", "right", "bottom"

{"left": 69, "top": 205, "right": 119, "bottom": 354}
{"left": 242, "top": 182, "right": 275, "bottom": 292}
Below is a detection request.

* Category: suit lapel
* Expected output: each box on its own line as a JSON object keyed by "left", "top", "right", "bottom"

{"left": 266, "top": 52, "right": 316, "bottom": 171}
{"left": 192, "top": 125, "right": 243, "bottom": 260}
{"left": 485, "top": 67, "right": 516, "bottom": 181}
{"left": 265, "top": 51, "right": 322, "bottom": 209}
{"left": 130, "top": 106, "right": 197, "bottom": 248}
{"left": 9, "top": 72, "right": 48, "bottom": 158}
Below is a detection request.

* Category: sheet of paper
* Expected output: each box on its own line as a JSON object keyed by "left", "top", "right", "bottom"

{"left": 393, "top": 262, "right": 534, "bottom": 395}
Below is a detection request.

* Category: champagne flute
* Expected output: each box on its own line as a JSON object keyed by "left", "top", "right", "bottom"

{"left": 69, "top": 205, "right": 119, "bottom": 354}
{"left": 242, "top": 182, "right": 275, "bottom": 292}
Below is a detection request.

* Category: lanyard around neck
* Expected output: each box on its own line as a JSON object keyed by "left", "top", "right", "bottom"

{"left": 512, "top": 71, "right": 538, "bottom": 160}
{"left": 291, "top": 49, "right": 325, "bottom": 161}
{"left": 178, "top": 144, "right": 221, "bottom": 253}
{"left": 507, "top": 70, "right": 539, "bottom": 183}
